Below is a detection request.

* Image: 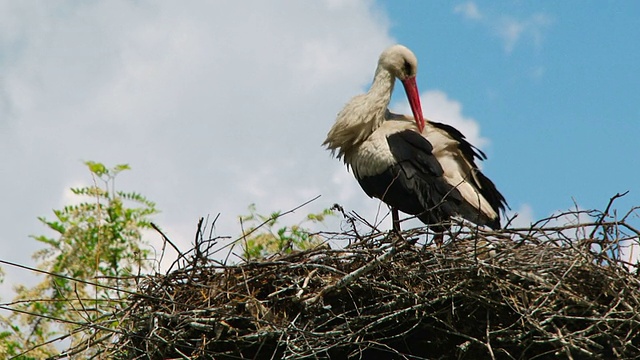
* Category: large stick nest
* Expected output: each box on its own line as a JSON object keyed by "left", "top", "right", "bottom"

{"left": 97, "top": 203, "right": 640, "bottom": 360}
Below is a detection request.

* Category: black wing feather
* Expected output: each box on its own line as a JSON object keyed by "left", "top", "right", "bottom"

{"left": 429, "top": 121, "right": 487, "bottom": 162}
{"left": 357, "top": 130, "right": 464, "bottom": 226}
{"left": 430, "top": 121, "right": 509, "bottom": 223}
{"left": 357, "top": 128, "right": 507, "bottom": 229}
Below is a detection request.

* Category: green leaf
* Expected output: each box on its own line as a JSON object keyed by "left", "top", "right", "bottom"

{"left": 84, "top": 161, "right": 108, "bottom": 177}
{"left": 113, "top": 163, "right": 131, "bottom": 173}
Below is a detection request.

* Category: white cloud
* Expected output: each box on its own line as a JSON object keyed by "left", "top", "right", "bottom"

{"left": 497, "top": 17, "right": 525, "bottom": 53}
{"left": 393, "top": 90, "right": 488, "bottom": 150}
{"left": 496, "top": 13, "right": 553, "bottom": 53}
{"left": 505, "top": 203, "right": 535, "bottom": 229}
{"left": 331, "top": 167, "right": 359, "bottom": 204}
{"left": 0, "top": 0, "right": 393, "bottom": 297}
{"left": 620, "top": 240, "right": 640, "bottom": 272}
{"left": 453, "top": 2, "right": 482, "bottom": 20}
{"left": 453, "top": 2, "right": 553, "bottom": 54}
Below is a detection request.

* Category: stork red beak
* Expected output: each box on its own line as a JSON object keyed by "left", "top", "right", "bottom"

{"left": 401, "top": 77, "right": 425, "bottom": 133}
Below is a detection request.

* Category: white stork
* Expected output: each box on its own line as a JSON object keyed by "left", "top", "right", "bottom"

{"left": 324, "top": 44, "right": 507, "bottom": 238}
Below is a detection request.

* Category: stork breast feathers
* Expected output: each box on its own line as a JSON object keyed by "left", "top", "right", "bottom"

{"left": 347, "top": 121, "right": 415, "bottom": 178}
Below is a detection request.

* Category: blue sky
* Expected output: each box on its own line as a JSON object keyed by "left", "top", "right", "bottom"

{"left": 0, "top": 1, "right": 638, "bottom": 295}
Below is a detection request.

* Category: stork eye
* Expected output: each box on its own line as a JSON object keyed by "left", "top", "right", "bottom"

{"left": 403, "top": 60, "right": 413, "bottom": 76}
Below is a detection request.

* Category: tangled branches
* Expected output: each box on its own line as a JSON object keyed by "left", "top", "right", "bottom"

{"left": 6, "top": 201, "right": 640, "bottom": 359}
{"left": 98, "top": 203, "right": 640, "bottom": 360}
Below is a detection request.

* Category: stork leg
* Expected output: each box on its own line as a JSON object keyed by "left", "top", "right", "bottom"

{"left": 392, "top": 208, "right": 401, "bottom": 233}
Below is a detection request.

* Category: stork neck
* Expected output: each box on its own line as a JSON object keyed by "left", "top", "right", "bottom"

{"left": 322, "top": 65, "right": 397, "bottom": 162}
{"left": 366, "top": 66, "right": 395, "bottom": 124}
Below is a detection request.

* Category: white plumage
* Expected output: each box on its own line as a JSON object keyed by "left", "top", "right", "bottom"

{"left": 324, "top": 44, "right": 507, "bottom": 234}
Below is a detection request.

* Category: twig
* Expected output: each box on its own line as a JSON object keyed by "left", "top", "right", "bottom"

{"left": 304, "top": 241, "right": 398, "bottom": 306}
{"left": 589, "top": 191, "right": 629, "bottom": 239}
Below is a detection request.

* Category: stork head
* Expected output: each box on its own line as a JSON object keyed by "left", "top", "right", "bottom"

{"left": 379, "top": 45, "right": 425, "bottom": 132}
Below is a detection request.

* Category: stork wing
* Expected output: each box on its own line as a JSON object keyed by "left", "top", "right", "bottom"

{"left": 386, "top": 129, "right": 444, "bottom": 179}
{"left": 429, "top": 121, "right": 509, "bottom": 221}
{"left": 357, "top": 129, "right": 464, "bottom": 225}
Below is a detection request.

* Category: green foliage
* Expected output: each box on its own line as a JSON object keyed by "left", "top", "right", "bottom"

{"left": 0, "top": 161, "right": 158, "bottom": 358}
{"left": 240, "top": 204, "right": 333, "bottom": 260}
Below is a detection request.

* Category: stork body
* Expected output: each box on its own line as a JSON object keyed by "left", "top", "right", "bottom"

{"left": 324, "top": 45, "right": 506, "bottom": 235}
